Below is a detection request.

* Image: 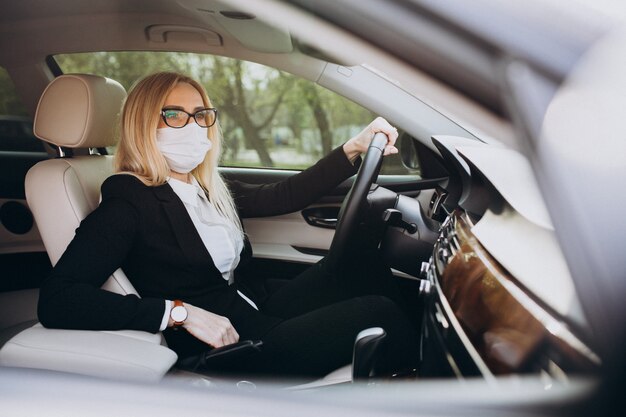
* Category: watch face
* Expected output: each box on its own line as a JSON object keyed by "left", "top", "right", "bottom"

{"left": 171, "top": 306, "right": 188, "bottom": 323}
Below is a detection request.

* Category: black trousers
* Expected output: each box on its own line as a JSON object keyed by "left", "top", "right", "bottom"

{"left": 209, "top": 248, "right": 419, "bottom": 378}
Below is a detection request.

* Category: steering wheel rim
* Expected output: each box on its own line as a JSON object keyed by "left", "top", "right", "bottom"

{"left": 325, "top": 132, "right": 389, "bottom": 273}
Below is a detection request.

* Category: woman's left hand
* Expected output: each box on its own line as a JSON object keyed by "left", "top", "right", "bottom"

{"left": 343, "top": 117, "right": 399, "bottom": 163}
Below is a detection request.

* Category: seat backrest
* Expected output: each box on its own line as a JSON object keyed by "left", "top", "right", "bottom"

{"left": 26, "top": 74, "right": 136, "bottom": 295}
{"left": 0, "top": 74, "right": 176, "bottom": 381}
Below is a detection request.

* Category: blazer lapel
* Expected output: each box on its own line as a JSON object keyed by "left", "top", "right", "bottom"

{"left": 152, "top": 183, "right": 222, "bottom": 275}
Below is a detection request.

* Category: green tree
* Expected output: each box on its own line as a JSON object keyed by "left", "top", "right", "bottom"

{"left": 202, "top": 57, "right": 292, "bottom": 167}
{"left": 56, "top": 52, "right": 192, "bottom": 90}
{"left": 298, "top": 80, "right": 333, "bottom": 156}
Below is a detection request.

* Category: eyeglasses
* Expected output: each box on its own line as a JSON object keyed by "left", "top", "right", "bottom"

{"left": 160, "top": 108, "right": 218, "bottom": 128}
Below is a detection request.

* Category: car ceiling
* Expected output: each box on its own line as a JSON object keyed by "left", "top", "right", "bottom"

{"left": 0, "top": 0, "right": 299, "bottom": 60}
{"left": 286, "top": 0, "right": 609, "bottom": 118}
{"left": 0, "top": 0, "right": 294, "bottom": 115}
{"left": 0, "top": 0, "right": 516, "bottom": 146}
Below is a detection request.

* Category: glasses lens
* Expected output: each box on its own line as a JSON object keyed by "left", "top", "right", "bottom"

{"left": 162, "top": 110, "right": 188, "bottom": 128}
{"left": 194, "top": 109, "right": 217, "bottom": 128}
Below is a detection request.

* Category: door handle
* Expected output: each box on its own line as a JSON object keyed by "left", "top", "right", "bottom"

{"left": 307, "top": 216, "right": 337, "bottom": 228}
{"left": 301, "top": 206, "right": 340, "bottom": 229}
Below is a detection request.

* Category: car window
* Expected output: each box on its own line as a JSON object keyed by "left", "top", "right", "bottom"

{"left": 54, "top": 52, "right": 419, "bottom": 175}
{"left": 0, "top": 67, "right": 46, "bottom": 153}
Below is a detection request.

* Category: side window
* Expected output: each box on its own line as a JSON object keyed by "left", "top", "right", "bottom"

{"left": 0, "top": 67, "right": 46, "bottom": 153}
{"left": 54, "top": 52, "right": 418, "bottom": 175}
{"left": 207, "top": 59, "right": 379, "bottom": 171}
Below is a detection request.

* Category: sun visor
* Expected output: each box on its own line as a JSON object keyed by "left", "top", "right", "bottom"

{"left": 214, "top": 11, "right": 293, "bottom": 53}
{"left": 146, "top": 25, "right": 223, "bottom": 46}
{"left": 176, "top": 1, "right": 293, "bottom": 53}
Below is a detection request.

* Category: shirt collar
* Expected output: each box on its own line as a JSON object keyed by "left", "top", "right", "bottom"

{"left": 168, "top": 176, "right": 206, "bottom": 207}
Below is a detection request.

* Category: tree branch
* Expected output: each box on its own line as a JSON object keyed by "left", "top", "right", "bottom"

{"left": 256, "top": 76, "right": 293, "bottom": 130}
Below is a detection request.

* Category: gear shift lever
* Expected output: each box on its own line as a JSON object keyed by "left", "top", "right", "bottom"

{"left": 352, "top": 327, "right": 387, "bottom": 381}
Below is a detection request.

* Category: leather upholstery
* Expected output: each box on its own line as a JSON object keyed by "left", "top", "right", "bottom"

{"left": 25, "top": 156, "right": 138, "bottom": 295}
{"left": 27, "top": 74, "right": 136, "bottom": 295}
{"left": 0, "top": 74, "right": 176, "bottom": 382}
{"left": 0, "top": 324, "right": 175, "bottom": 382}
{"left": 33, "top": 74, "right": 125, "bottom": 148}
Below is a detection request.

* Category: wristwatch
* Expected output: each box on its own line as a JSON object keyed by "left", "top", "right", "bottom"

{"left": 170, "top": 300, "right": 188, "bottom": 327}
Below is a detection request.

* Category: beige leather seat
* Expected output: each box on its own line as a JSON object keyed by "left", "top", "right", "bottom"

{"left": 0, "top": 74, "right": 177, "bottom": 382}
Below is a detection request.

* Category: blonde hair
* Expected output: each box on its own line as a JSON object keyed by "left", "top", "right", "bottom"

{"left": 115, "top": 72, "right": 243, "bottom": 235}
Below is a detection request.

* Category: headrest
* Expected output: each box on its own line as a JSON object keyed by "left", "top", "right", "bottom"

{"left": 34, "top": 74, "right": 126, "bottom": 148}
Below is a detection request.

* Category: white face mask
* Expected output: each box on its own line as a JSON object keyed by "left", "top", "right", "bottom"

{"left": 156, "top": 123, "right": 212, "bottom": 174}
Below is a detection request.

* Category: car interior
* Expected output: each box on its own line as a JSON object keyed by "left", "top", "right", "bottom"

{"left": 0, "top": 0, "right": 614, "bottom": 400}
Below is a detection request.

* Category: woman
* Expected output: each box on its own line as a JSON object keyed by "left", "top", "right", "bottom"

{"left": 38, "top": 72, "right": 417, "bottom": 377}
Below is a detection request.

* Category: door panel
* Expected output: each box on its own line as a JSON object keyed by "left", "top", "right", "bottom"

{"left": 224, "top": 168, "right": 439, "bottom": 264}
{"left": 0, "top": 198, "right": 45, "bottom": 255}
{"left": 243, "top": 209, "right": 333, "bottom": 265}
{"left": 0, "top": 152, "right": 48, "bottom": 256}
{"left": 0, "top": 151, "right": 50, "bottom": 294}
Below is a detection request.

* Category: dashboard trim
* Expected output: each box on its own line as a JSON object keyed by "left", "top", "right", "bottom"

{"left": 428, "top": 248, "right": 496, "bottom": 383}
{"left": 425, "top": 211, "right": 599, "bottom": 380}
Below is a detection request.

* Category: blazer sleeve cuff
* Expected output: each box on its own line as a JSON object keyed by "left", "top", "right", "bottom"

{"left": 328, "top": 144, "right": 362, "bottom": 176}
{"left": 137, "top": 297, "right": 171, "bottom": 333}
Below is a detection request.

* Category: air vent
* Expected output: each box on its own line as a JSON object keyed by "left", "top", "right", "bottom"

{"left": 434, "top": 214, "right": 461, "bottom": 273}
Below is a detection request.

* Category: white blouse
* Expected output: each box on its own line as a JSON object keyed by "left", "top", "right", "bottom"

{"left": 168, "top": 177, "right": 243, "bottom": 282}
{"left": 159, "top": 177, "right": 256, "bottom": 330}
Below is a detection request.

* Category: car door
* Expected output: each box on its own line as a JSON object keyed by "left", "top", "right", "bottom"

{"left": 0, "top": 66, "right": 52, "bottom": 336}
{"left": 222, "top": 158, "right": 438, "bottom": 270}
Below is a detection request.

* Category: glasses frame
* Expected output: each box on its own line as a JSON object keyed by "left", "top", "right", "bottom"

{"left": 160, "top": 107, "right": 218, "bottom": 129}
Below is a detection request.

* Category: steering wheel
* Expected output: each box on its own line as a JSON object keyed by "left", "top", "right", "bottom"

{"left": 325, "top": 132, "right": 389, "bottom": 273}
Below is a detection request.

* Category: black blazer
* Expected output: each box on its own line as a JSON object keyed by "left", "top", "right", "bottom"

{"left": 38, "top": 146, "right": 360, "bottom": 355}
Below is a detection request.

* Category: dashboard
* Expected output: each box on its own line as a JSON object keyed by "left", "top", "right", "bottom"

{"left": 422, "top": 209, "right": 598, "bottom": 381}
{"left": 382, "top": 135, "right": 600, "bottom": 382}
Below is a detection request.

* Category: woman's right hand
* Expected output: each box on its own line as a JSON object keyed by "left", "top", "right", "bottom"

{"left": 174, "top": 303, "right": 240, "bottom": 348}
